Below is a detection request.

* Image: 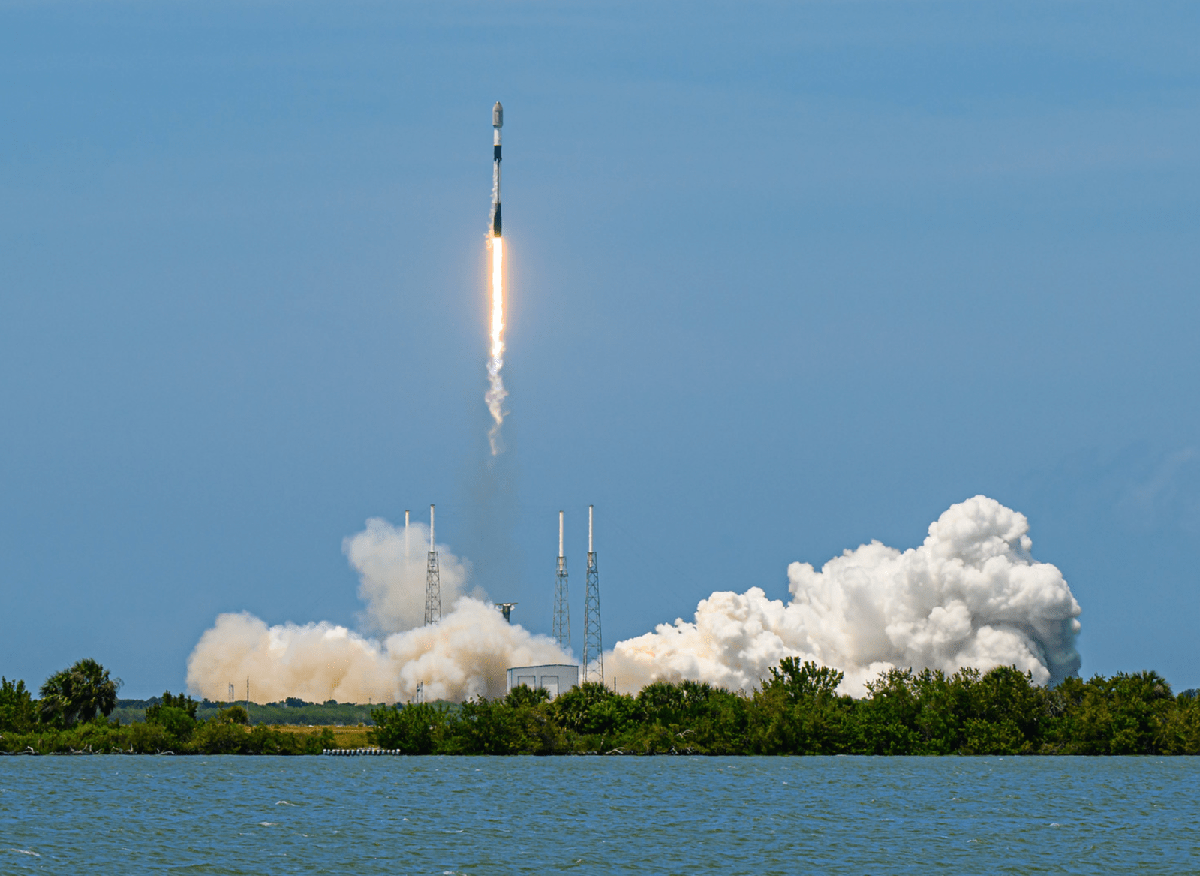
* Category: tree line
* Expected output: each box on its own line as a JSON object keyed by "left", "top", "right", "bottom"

{"left": 0, "top": 659, "right": 332, "bottom": 755}
{"left": 107, "top": 697, "right": 375, "bottom": 728}
{"left": 5, "top": 656, "right": 1200, "bottom": 755}
{"left": 369, "top": 659, "right": 1200, "bottom": 756}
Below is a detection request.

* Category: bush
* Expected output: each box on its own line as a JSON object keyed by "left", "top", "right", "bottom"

{"left": 369, "top": 702, "right": 452, "bottom": 754}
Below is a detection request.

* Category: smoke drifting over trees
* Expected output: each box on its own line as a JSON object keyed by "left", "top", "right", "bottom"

{"left": 186, "top": 526, "right": 569, "bottom": 704}
{"left": 186, "top": 496, "right": 1082, "bottom": 703}
{"left": 608, "top": 496, "right": 1082, "bottom": 696}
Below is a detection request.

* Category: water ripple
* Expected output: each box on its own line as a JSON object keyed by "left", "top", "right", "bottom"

{"left": 1, "top": 757, "right": 1198, "bottom": 873}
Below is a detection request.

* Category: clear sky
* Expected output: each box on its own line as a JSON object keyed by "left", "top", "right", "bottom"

{"left": 2, "top": 1, "right": 1197, "bottom": 698}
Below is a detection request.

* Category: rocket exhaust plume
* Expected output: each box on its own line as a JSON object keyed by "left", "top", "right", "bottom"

{"left": 184, "top": 497, "right": 1080, "bottom": 703}
{"left": 186, "top": 516, "right": 570, "bottom": 703}
{"left": 605, "top": 496, "right": 1083, "bottom": 696}
{"left": 486, "top": 101, "right": 507, "bottom": 455}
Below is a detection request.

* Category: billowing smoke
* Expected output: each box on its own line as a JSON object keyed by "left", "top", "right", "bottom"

{"left": 186, "top": 522, "right": 568, "bottom": 704}
{"left": 343, "top": 518, "right": 479, "bottom": 636}
{"left": 188, "top": 496, "right": 1082, "bottom": 703}
{"left": 607, "top": 496, "right": 1082, "bottom": 696}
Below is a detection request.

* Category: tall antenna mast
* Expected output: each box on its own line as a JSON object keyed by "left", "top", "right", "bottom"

{"left": 552, "top": 510, "right": 570, "bottom": 651}
{"left": 403, "top": 509, "right": 410, "bottom": 591}
{"left": 582, "top": 504, "right": 603, "bottom": 683}
{"left": 425, "top": 504, "right": 441, "bottom": 625}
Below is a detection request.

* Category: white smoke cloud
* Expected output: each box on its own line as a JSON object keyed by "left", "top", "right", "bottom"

{"left": 343, "top": 518, "right": 478, "bottom": 636}
{"left": 186, "top": 521, "right": 569, "bottom": 704}
{"left": 607, "top": 496, "right": 1082, "bottom": 696}
{"left": 188, "top": 496, "right": 1083, "bottom": 703}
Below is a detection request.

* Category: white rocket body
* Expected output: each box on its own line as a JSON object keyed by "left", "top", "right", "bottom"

{"left": 491, "top": 101, "right": 503, "bottom": 237}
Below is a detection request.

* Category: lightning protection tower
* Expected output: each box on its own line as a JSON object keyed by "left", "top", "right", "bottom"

{"left": 425, "top": 504, "right": 441, "bottom": 625}
{"left": 582, "top": 504, "right": 603, "bottom": 683}
{"left": 552, "top": 511, "right": 570, "bottom": 651}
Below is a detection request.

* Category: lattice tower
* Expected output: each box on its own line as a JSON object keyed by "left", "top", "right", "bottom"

{"left": 582, "top": 504, "right": 603, "bottom": 683}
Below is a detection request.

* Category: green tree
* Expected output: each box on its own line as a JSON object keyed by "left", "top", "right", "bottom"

{"left": 749, "top": 659, "right": 853, "bottom": 755}
{"left": 369, "top": 702, "right": 452, "bottom": 754}
{"left": 126, "top": 721, "right": 176, "bottom": 753}
{"left": 1158, "top": 692, "right": 1200, "bottom": 755}
{"left": 638, "top": 680, "right": 722, "bottom": 725}
{"left": 763, "top": 658, "right": 844, "bottom": 701}
{"left": 856, "top": 668, "right": 922, "bottom": 754}
{"left": 554, "top": 682, "right": 642, "bottom": 744}
{"left": 1047, "top": 671, "right": 1174, "bottom": 755}
{"left": 953, "top": 666, "right": 1045, "bottom": 754}
{"left": 626, "top": 680, "right": 749, "bottom": 754}
{"left": 446, "top": 697, "right": 528, "bottom": 754}
{"left": 0, "top": 677, "right": 37, "bottom": 733}
{"left": 674, "top": 685, "right": 748, "bottom": 754}
{"left": 1106, "top": 671, "right": 1174, "bottom": 754}
{"left": 505, "top": 684, "right": 551, "bottom": 708}
{"left": 146, "top": 691, "right": 199, "bottom": 721}
{"left": 908, "top": 669, "right": 960, "bottom": 754}
{"left": 214, "top": 705, "right": 250, "bottom": 725}
{"left": 145, "top": 691, "right": 200, "bottom": 742}
{"left": 192, "top": 720, "right": 250, "bottom": 754}
{"left": 38, "top": 658, "right": 121, "bottom": 728}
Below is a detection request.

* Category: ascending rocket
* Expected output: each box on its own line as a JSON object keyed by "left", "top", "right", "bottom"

{"left": 491, "top": 101, "right": 503, "bottom": 237}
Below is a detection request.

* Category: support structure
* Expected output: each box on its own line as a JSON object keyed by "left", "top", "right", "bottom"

{"left": 496, "top": 602, "right": 517, "bottom": 623}
{"left": 425, "top": 504, "right": 441, "bottom": 625}
{"left": 582, "top": 504, "right": 603, "bottom": 683}
{"left": 552, "top": 510, "right": 570, "bottom": 651}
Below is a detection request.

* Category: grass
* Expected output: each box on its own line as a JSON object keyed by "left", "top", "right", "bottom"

{"left": 276, "top": 725, "right": 372, "bottom": 748}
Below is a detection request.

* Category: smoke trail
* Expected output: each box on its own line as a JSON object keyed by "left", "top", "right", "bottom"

{"left": 186, "top": 519, "right": 568, "bottom": 703}
{"left": 606, "top": 496, "right": 1082, "bottom": 696}
{"left": 486, "top": 235, "right": 507, "bottom": 455}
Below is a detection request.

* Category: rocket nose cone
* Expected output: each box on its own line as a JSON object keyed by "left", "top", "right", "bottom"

{"left": 492, "top": 101, "right": 504, "bottom": 128}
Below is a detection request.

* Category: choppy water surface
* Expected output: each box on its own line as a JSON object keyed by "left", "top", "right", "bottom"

{"left": 2, "top": 756, "right": 1198, "bottom": 874}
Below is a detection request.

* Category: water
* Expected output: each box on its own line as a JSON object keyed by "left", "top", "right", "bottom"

{"left": 2, "top": 756, "right": 1198, "bottom": 873}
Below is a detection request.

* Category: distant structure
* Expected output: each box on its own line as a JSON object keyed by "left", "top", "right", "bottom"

{"left": 552, "top": 510, "right": 571, "bottom": 651}
{"left": 582, "top": 504, "right": 603, "bottom": 683}
{"left": 507, "top": 664, "right": 578, "bottom": 700}
{"left": 496, "top": 602, "right": 517, "bottom": 623}
{"left": 425, "top": 504, "right": 441, "bottom": 625}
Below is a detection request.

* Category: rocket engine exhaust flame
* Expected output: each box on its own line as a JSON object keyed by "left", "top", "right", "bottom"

{"left": 486, "top": 235, "right": 506, "bottom": 455}
{"left": 486, "top": 100, "right": 507, "bottom": 456}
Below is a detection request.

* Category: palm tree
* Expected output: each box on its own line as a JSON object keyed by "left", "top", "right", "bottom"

{"left": 39, "top": 658, "right": 121, "bottom": 727}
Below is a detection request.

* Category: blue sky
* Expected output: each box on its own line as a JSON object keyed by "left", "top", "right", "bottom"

{"left": 2, "top": 1, "right": 1198, "bottom": 698}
